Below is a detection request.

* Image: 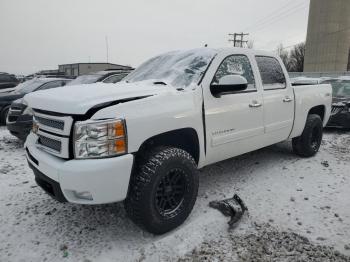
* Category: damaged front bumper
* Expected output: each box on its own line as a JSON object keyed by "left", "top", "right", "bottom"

{"left": 25, "top": 133, "right": 134, "bottom": 204}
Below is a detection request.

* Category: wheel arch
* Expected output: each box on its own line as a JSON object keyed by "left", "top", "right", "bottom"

{"left": 135, "top": 128, "right": 201, "bottom": 165}
{"left": 308, "top": 105, "right": 325, "bottom": 122}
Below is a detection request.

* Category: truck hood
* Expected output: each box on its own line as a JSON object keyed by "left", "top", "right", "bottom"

{"left": 24, "top": 82, "right": 173, "bottom": 115}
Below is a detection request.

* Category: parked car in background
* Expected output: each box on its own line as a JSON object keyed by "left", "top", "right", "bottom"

{"left": 24, "top": 48, "right": 331, "bottom": 234}
{"left": 0, "top": 73, "right": 19, "bottom": 94}
{"left": 323, "top": 78, "right": 350, "bottom": 129}
{"left": 291, "top": 77, "right": 323, "bottom": 86}
{"left": 6, "top": 71, "right": 130, "bottom": 140}
{"left": 66, "top": 70, "right": 132, "bottom": 86}
{"left": 2, "top": 77, "right": 70, "bottom": 132}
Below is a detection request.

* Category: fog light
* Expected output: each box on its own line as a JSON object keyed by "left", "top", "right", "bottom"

{"left": 73, "top": 191, "right": 93, "bottom": 201}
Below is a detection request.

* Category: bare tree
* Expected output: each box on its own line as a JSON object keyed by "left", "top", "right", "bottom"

{"left": 276, "top": 42, "right": 305, "bottom": 72}
{"left": 276, "top": 44, "right": 290, "bottom": 70}
{"left": 247, "top": 40, "right": 254, "bottom": 49}
{"left": 288, "top": 42, "right": 305, "bottom": 72}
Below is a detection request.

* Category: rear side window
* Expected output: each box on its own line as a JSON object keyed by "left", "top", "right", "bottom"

{"left": 256, "top": 56, "right": 286, "bottom": 90}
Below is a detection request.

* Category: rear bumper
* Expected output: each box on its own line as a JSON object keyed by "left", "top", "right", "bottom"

{"left": 25, "top": 133, "right": 134, "bottom": 204}
{"left": 327, "top": 112, "right": 350, "bottom": 128}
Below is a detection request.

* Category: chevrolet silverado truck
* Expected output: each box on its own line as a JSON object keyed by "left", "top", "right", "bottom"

{"left": 24, "top": 48, "right": 332, "bottom": 234}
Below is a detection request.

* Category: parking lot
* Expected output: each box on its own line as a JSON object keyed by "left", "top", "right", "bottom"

{"left": 0, "top": 126, "right": 349, "bottom": 261}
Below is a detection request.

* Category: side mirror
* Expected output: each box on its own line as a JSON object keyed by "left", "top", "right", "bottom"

{"left": 61, "top": 81, "right": 66, "bottom": 86}
{"left": 210, "top": 75, "right": 248, "bottom": 97}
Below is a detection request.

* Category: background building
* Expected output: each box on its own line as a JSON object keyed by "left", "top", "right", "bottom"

{"left": 58, "top": 63, "right": 132, "bottom": 77}
{"left": 304, "top": 0, "right": 350, "bottom": 72}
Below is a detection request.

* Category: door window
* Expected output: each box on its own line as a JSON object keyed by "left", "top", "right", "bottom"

{"left": 212, "top": 55, "right": 256, "bottom": 92}
{"left": 255, "top": 56, "right": 286, "bottom": 90}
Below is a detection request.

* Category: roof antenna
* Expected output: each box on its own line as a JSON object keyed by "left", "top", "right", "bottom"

{"left": 105, "top": 36, "right": 109, "bottom": 68}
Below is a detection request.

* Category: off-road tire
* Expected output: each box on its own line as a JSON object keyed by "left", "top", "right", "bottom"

{"left": 292, "top": 114, "right": 323, "bottom": 157}
{"left": 125, "top": 147, "right": 199, "bottom": 235}
{"left": 0, "top": 106, "right": 10, "bottom": 125}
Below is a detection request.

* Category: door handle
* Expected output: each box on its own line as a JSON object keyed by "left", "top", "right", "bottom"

{"left": 283, "top": 96, "right": 293, "bottom": 102}
{"left": 249, "top": 101, "right": 262, "bottom": 108}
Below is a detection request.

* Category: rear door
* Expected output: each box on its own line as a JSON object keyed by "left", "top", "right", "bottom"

{"left": 255, "top": 56, "right": 294, "bottom": 142}
{"left": 203, "top": 53, "right": 265, "bottom": 165}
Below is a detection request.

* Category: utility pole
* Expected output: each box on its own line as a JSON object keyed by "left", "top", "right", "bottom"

{"left": 228, "top": 32, "right": 249, "bottom": 47}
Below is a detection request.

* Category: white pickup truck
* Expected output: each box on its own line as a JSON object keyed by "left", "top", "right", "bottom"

{"left": 24, "top": 48, "right": 332, "bottom": 234}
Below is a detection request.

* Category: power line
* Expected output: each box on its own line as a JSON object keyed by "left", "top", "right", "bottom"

{"left": 248, "top": 2, "right": 309, "bottom": 34}
{"left": 242, "top": 0, "right": 308, "bottom": 32}
{"left": 273, "top": 42, "right": 304, "bottom": 52}
{"left": 242, "top": 0, "right": 296, "bottom": 31}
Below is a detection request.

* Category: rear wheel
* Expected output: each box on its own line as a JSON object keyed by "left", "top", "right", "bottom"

{"left": 125, "top": 147, "right": 199, "bottom": 234}
{"left": 292, "top": 114, "right": 323, "bottom": 157}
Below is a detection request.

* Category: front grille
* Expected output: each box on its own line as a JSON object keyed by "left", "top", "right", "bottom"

{"left": 331, "top": 106, "right": 343, "bottom": 115}
{"left": 36, "top": 116, "right": 64, "bottom": 130}
{"left": 8, "top": 115, "right": 19, "bottom": 122}
{"left": 38, "top": 134, "right": 62, "bottom": 153}
{"left": 33, "top": 111, "right": 72, "bottom": 158}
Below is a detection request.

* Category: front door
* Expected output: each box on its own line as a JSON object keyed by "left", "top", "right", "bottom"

{"left": 203, "top": 54, "right": 265, "bottom": 165}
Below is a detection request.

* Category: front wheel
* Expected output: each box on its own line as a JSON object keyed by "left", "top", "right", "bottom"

{"left": 292, "top": 114, "right": 323, "bottom": 157}
{"left": 0, "top": 106, "right": 10, "bottom": 125}
{"left": 125, "top": 147, "right": 199, "bottom": 234}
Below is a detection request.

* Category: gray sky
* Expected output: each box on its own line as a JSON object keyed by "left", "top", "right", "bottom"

{"left": 0, "top": 0, "right": 310, "bottom": 75}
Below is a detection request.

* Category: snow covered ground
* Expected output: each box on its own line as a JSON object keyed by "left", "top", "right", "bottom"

{"left": 0, "top": 126, "right": 349, "bottom": 261}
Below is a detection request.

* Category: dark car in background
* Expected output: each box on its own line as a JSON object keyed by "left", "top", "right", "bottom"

{"left": 6, "top": 71, "right": 131, "bottom": 140}
{"left": 66, "top": 70, "right": 132, "bottom": 86}
{"left": 4, "top": 78, "right": 71, "bottom": 139}
{"left": 0, "top": 73, "right": 19, "bottom": 94}
{"left": 323, "top": 78, "right": 350, "bottom": 129}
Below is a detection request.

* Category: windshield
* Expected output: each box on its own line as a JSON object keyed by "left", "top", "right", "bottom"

{"left": 67, "top": 74, "right": 101, "bottom": 86}
{"left": 14, "top": 79, "right": 46, "bottom": 94}
{"left": 124, "top": 48, "right": 217, "bottom": 88}
{"left": 324, "top": 80, "right": 350, "bottom": 97}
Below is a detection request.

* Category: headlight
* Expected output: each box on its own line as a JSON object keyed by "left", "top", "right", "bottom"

{"left": 23, "top": 106, "right": 34, "bottom": 116}
{"left": 73, "top": 119, "right": 127, "bottom": 159}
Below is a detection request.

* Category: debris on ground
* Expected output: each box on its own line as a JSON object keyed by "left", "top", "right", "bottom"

{"left": 209, "top": 194, "right": 248, "bottom": 228}
{"left": 321, "top": 160, "right": 330, "bottom": 167}
{"left": 179, "top": 223, "right": 350, "bottom": 262}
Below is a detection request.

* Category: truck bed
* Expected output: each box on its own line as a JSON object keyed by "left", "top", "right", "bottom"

{"left": 289, "top": 84, "right": 332, "bottom": 139}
